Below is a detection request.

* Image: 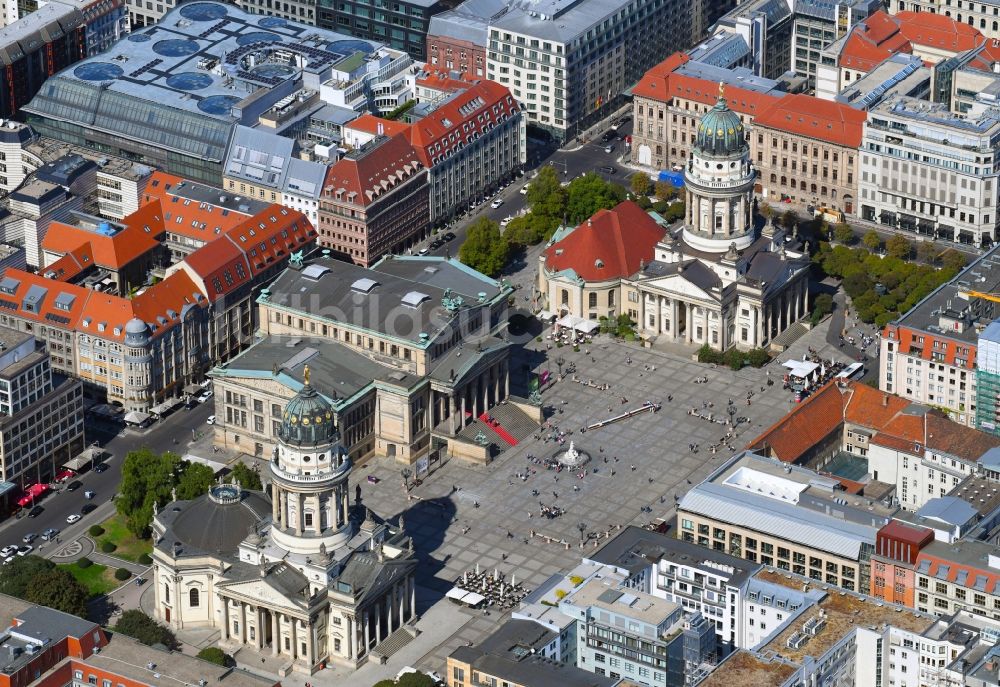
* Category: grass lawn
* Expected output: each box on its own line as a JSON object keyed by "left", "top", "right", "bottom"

{"left": 95, "top": 513, "right": 152, "bottom": 563}
{"left": 59, "top": 562, "right": 118, "bottom": 598}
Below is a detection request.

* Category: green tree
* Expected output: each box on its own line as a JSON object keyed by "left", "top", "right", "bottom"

{"left": 862, "top": 230, "right": 881, "bottom": 252}
{"left": 115, "top": 610, "right": 178, "bottom": 649}
{"left": 885, "top": 235, "right": 912, "bottom": 260}
{"left": 226, "top": 462, "right": 263, "bottom": 491}
{"left": 459, "top": 217, "right": 509, "bottom": 277}
{"left": 833, "top": 223, "right": 854, "bottom": 244}
{"left": 197, "top": 647, "right": 231, "bottom": 666}
{"left": 0, "top": 555, "right": 55, "bottom": 598}
{"left": 662, "top": 201, "right": 686, "bottom": 223}
{"left": 781, "top": 209, "right": 799, "bottom": 231}
{"left": 565, "top": 173, "right": 625, "bottom": 224}
{"left": 654, "top": 181, "right": 679, "bottom": 201}
{"left": 372, "top": 682, "right": 397, "bottom": 687}
{"left": 504, "top": 214, "right": 553, "bottom": 248}
{"left": 174, "top": 461, "right": 215, "bottom": 501}
{"left": 396, "top": 674, "right": 437, "bottom": 687}
{"left": 630, "top": 173, "right": 653, "bottom": 197}
{"left": 526, "top": 165, "right": 567, "bottom": 220}
{"left": 916, "top": 241, "right": 938, "bottom": 264}
{"left": 811, "top": 293, "right": 834, "bottom": 325}
{"left": 940, "top": 249, "right": 967, "bottom": 273}
{"left": 117, "top": 448, "right": 183, "bottom": 538}
{"left": 24, "top": 568, "right": 88, "bottom": 616}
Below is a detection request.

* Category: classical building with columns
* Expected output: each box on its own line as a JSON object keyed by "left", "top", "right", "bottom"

{"left": 211, "top": 254, "right": 520, "bottom": 464}
{"left": 538, "top": 91, "right": 810, "bottom": 351}
{"left": 151, "top": 369, "right": 417, "bottom": 674}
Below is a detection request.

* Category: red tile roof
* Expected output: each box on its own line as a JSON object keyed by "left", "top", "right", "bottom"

{"left": 747, "top": 381, "right": 848, "bottom": 463}
{"left": 416, "top": 70, "right": 474, "bottom": 93}
{"left": 345, "top": 114, "right": 413, "bottom": 140}
{"left": 322, "top": 133, "right": 424, "bottom": 208}
{"left": 0, "top": 267, "right": 205, "bottom": 342}
{"left": 142, "top": 171, "right": 258, "bottom": 240}
{"left": 180, "top": 206, "right": 316, "bottom": 298}
{"left": 407, "top": 80, "right": 520, "bottom": 168}
{"left": 917, "top": 546, "right": 1000, "bottom": 592}
{"left": 882, "top": 323, "right": 976, "bottom": 369}
{"left": 41, "top": 201, "right": 163, "bottom": 270}
{"left": 838, "top": 10, "right": 984, "bottom": 71}
{"left": 753, "top": 94, "right": 867, "bottom": 148}
{"left": 962, "top": 39, "right": 1000, "bottom": 72}
{"left": 542, "top": 201, "right": 665, "bottom": 282}
{"left": 843, "top": 383, "right": 912, "bottom": 428}
{"left": 632, "top": 52, "right": 780, "bottom": 116}
{"left": 42, "top": 243, "right": 94, "bottom": 282}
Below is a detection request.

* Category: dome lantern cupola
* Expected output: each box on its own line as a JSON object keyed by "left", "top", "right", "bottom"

{"left": 694, "top": 82, "right": 747, "bottom": 157}
{"left": 278, "top": 366, "right": 337, "bottom": 446}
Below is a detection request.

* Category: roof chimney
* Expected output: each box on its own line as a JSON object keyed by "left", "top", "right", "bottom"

{"left": 377, "top": 121, "right": 384, "bottom": 136}
{"left": 882, "top": 394, "right": 888, "bottom": 407}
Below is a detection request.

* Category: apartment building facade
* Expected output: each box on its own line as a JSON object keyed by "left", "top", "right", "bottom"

{"left": 859, "top": 96, "right": 1000, "bottom": 247}
{"left": 317, "top": 133, "right": 429, "bottom": 266}
{"left": 0, "top": 328, "right": 83, "bottom": 488}
{"left": 752, "top": 93, "right": 863, "bottom": 215}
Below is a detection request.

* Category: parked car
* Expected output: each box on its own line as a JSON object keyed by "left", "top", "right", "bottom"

{"left": 16, "top": 545, "right": 31, "bottom": 556}
{"left": 196, "top": 390, "right": 213, "bottom": 403}
{"left": 206, "top": 415, "right": 216, "bottom": 425}
{"left": 519, "top": 184, "right": 530, "bottom": 195}
{"left": 490, "top": 198, "right": 504, "bottom": 209}
{"left": 417, "top": 247, "right": 429, "bottom": 256}
{"left": 0, "top": 546, "right": 16, "bottom": 558}
{"left": 65, "top": 480, "right": 83, "bottom": 492}
{"left": 21, "top": 533, "right": 36, "bottom": 544}
{"left": 599, "top": 165, "right": 617, "bottom": 175}
{"left": 600, "top": 130, "right": 615, "bottom": 142}
{"left": 41, "top": 528, "right": 59, "bottom": 541}
{"left": 443, "top": 232, "right": 456, "bottom": 242}
{"left": 93, "top": 463, "right": 109, "bottom": 473}
{"left": 81, "top": 503, "right": 98, "bottom": 515}
{"left": 27, "top": 506, "right": 43, "bottom": 518}
{"left": 66, "top": 514, "right": 81, "bottom": 524}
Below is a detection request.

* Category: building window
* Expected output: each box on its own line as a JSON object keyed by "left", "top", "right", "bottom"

{"left": 189, "top": 588, "right": 200, "bottom": 607}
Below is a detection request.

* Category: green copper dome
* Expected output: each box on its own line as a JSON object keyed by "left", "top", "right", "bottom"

{"left": 278, "top": 366, "right": 337, "bottom": 446}
{"left": 695, "top": 86, "right": 747, "bottom": 157}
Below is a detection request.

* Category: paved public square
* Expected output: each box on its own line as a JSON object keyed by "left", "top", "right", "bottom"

{"left": 348, "top": 309, "right": 856, "bottom": 677}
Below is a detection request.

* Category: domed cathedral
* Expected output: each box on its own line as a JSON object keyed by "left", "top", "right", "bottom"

{"left": 150, "top": 366, "right": 417, "bottom": 675}
{"left": 625, "top": 83, "right": 812, "bottom": 351}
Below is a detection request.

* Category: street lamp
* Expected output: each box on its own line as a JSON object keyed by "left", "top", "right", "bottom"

{"left": 401, "top": 467, "right": 412, "bottom": 491}
{"left": 577, "top": 522, "right": 587, "bottom": 544}
{"left": 555, "top": 356, "right": 565, "bottom": 376}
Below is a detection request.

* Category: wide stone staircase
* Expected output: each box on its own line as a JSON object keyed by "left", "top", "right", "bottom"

{"left": 369, "top": 623, "right": 419, "bottom": 664}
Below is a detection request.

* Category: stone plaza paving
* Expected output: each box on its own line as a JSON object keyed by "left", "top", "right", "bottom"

{"left": 351, "top": 317, "right": 856, "bottom": 675}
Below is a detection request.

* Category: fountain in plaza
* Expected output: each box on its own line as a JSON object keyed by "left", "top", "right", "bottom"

{"left": 554, "top": 441, "right": 591, "bottom": 468}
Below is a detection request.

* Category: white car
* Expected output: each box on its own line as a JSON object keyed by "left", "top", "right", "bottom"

{"left": 206, "top": 415, "right": 216, "bottom": 425}
{"left": 196, "top": 390, "right": 213, "bottom": 403}
{"left": 16, "top": 545, "right": 31, "bottom": 556}
{"left": 490, "top": 198, "right": 504, "bottom": 209}
{"left": 500, "top": 216, "right": 514, "bottom": 228}
{"left": 417, "top": 247, "right": 429, "bottom": 256}
{"left": 519, "top": 184, "right": 530, "bottom": 195}
{"left": 0, "top": 546, "right": 15, "bottom": 558}
{"left": 66, "top": 514, "right": 81, "bottom": 524}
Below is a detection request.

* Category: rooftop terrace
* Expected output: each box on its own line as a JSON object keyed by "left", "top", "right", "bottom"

{"left": 697, "top": 650, "right": 797, "bottom": 687}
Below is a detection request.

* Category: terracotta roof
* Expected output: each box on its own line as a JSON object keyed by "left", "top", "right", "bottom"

{"left": 838, "top": 10, "right": 983, "bottom": 71}
{"left": 407, "top": 80, "right": 519, "bottom": 168}
{"left": 181, "top": 206, "right": 316, "bottom": 299}
{"left": 415, "top": 70, "right": 474, "bottom": 93}
{"left": 747, "top": 381, "right": 847, "bottom": 463}
{"left": 41, "top": 243, "right": 94, "bottom": 282}
{"left": 542, "top": 201, "right": 666, "bottom": 282}
{"left": 41, "top": 201, "right": 163, "bottom": 270}
{"left": 843, "top": 383, "right": 911, "bottom": 428}
{"left": 344, "top": 114, "right": 413, "bottom": 139}
{"left": 0, "top": 266, "right": 205, "bottom": 342}
{"left": 925, "top": 412, "right": 1000, "bottom": 459}
{"left": 962, "top": 40, "right": 1000, "bottom": 72}
{"left": 632, "top": 52, "right": 779, "bottom": 116}
{"left": 142, "top": 171, "right": 258, "bottom": 240}
{"left": 322, "top": 133, "right": 424, "bottom": 208}
{"left": 917, "top": 546, "right": 1000, "bottom": 592}
{"left": 753, "top": 94, "right": 867, "bottom": 148}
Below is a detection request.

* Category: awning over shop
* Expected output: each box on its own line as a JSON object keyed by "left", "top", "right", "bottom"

{"left": 556, "top": 314, "right": 599, "bottom": 334}
{"left": 17, "top": 483, "right": 49, "bottom": 507}
{"left": 123, "top": 411, "right": 152, "bottom": 425}
{"left": 150, "top": 398, "right": 184, "bottom": 416}
{"left": 63, "top": 447, "right": 105, "bottom": 471}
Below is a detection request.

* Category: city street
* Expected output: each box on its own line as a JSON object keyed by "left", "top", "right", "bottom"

{"left": 0, "top": 400, "right": 215, "bottom": 559}
{"left": 417, "top": 121, "right": 638, "bottom": 259}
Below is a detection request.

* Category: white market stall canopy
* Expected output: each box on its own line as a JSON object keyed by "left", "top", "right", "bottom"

{"left": 556, "top": 314, "right": 599, "bottom": 335}
{"left": 445, "top": 588, "right": 486, "bottom": 607}
{"left": 782, "top": 359, "right": 820, "bottom": 379}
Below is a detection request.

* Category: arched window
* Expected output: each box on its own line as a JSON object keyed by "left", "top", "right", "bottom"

{"left": 770, "top": 174, "right": 777, "bottom": 183}
{"left": 780, "top": 176, "right": 787, "bottom": 186}
{"left": 800, "top": 180, "right": 807, "bottom": 191}
{"left": 189, "top": 588, "right": 200, "bottom": 607}
{"left": 811, "top": 184, "right": 817, "bottom": 194}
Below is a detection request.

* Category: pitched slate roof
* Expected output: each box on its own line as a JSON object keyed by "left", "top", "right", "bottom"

{"left": 542, "top": 201, "right": 666, "bottom": 282}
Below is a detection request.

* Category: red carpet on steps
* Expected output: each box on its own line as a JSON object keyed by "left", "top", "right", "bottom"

{"left": 479, "top": 413, "right": 517, "bottom": 445}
